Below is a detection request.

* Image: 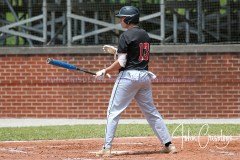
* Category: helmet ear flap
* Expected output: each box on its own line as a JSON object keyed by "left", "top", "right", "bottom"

{"left": 123, "top": 14, "right": 140, "bottom": 24}
{"left": 124, "top": 16, "right": 131, "bottom": 24}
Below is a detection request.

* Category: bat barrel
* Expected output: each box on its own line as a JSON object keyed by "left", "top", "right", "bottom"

{"left": 46, "top": 58, "right": 106, "bottom": 77}
{"left": 47, "top": 58, "right": 77, "bottom": 70}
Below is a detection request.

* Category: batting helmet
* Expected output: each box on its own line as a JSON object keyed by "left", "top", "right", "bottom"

{"left": 116, "top": 6, "right": 140, "bottom": 24}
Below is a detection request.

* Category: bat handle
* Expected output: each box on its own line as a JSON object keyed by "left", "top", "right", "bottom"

{"left": 85, "top": 69, "right": 111, "bottom": 78}
{"left": 93, "top": 72, "right": 111, "bottom": 78}
{"left": 83, "top": 70, "right": 96, "bottom": 75}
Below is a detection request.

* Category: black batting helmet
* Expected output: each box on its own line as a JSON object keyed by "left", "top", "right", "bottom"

{"left": 116, "top": 6, "right": 140, "bottom": 24}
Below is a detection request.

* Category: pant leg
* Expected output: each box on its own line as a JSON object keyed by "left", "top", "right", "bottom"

{"left": 134, "top": 79, "right": 172, "bottom": 144}
{"left": 104, "top": 75, "right": 139, "bottom": 149}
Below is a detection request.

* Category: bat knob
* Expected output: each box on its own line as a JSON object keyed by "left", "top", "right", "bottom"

{"left": 46, "top": 58, "right": 53, "bottom": 64}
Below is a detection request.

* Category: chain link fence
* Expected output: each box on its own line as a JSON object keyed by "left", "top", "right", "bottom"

{"left": 0, "top": 0, "right": 239, "bottom": 46}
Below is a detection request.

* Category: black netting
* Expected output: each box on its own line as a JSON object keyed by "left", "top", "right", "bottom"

{"left": 0, "top": 0, "right": 239, "bottom": 46}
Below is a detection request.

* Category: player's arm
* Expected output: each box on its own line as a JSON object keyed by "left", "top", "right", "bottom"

{"left": 96, "top": 37, "right": 127, "bottom": 78}
{"left": 95, "top": 53, "right": 127, "bottom": 78}
{"left": 106, "top": 53, "right": 127, "bottom": 73}
{"left": 105, "top": 60, "right": 121, "bottom": 73}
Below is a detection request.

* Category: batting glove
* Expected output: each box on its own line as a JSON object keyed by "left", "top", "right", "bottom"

{"left": 95, "top": 69, "right": 111, "bottom": 79}
{"left": 103, "top": 45, "right": 118, "bottom": 60}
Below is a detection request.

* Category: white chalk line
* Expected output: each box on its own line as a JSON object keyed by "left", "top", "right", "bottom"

{"left": 209, "top": 149, "right": 236, "bottom": 156}
{"left": 0, "top": 148, "right": 28, "bottom": 154}
{"left": 1, "top": 136, "right": 239, "bottom": 143}
{"left": 90, "top": 150, "right": 130, "bottom": 154}
{"left": 173, "top": 136, "right": 240, "bottom": 140}
{"left": 90, "top": 150, "right": 161, "bottom": 156}
{"left": 114, "top": 142, "right": 144, "bottom": 145}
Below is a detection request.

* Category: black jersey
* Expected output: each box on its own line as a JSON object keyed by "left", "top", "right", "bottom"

{"left": 117, "top": 26, "right": 151, "bottom": 71}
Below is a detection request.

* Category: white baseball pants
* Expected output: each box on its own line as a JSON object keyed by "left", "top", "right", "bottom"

{"left": 103, "top": 70, "right": 171, "bottom": 149}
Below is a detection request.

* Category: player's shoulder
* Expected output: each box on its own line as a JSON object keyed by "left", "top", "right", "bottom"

{"left": 120, "top": 27, "right": 149, "bottom": 42}
{"left": 123, "top": 27, "right": 147, "bottom": 36}
{"left": 127, "top": 26, "right": 146, "bottom": 32}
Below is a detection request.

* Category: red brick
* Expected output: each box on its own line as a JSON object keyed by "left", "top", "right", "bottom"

{"left": 0, "top": 53, "right": 239, "bottom": 119}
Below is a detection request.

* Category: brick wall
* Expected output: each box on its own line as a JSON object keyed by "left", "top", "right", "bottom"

{"left": 0, "top": 53, "right": 239, "bottom": 119}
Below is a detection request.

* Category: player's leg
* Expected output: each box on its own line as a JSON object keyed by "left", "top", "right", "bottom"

{"left": 135, "top": 85, "right": 171, "bottom": 144}
{"left": 97, "top": 73, "right": 139, "bottom": 157}
{"left": 134, "top": 77, "right": 177, "bottom": 153}
{"left": 104, "top": 78, "right": 138, "bottom": 149}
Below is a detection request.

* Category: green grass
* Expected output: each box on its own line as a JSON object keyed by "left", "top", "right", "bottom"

{"left": 0, "top": 124, "right": 239, "bottom": 141}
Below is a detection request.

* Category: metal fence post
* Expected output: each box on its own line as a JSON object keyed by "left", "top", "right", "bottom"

{"left": 238, "top": 11, "right": 240, "bottom": 40}
{"left": 94, "top": 11, "right": 99, "bottom": 44}
{"left": 173, "top": 12, "right": 177, "bottom": 44}
{"left": 51, "top": 11, "right": 56, "bottom": 45}
{"left": 67, "top": 0, "right": 72, "bottom": 46}
{"left": 185, "top": 9, "right": 190, "bottom": 44}
{"left": 197, "top": 0, "right": 203, "bottom": 43}
{"left": 62, "top": 12, "right": 67, "bottom": 45}
{"left": 160, "top": 0, "right": 165, "bottom": 44}
{"left": 227, "top": 0, "right": 231, "bottom": 41}
{"left": 43, "top": 0, "right": 47, "bottom": 44}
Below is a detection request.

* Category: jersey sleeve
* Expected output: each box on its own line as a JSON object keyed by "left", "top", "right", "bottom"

{"left": 117, "top": 34, "right": 128, "bottom": 54}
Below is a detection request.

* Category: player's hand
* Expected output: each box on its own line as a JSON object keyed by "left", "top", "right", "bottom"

{"left": 103, "top": 45, "right": 117, "bottom": 54}
{"left": 95, "top": 69, "right": 111, "bottom": 79}
{"left": 103, "top": 45, "right": 118, "bottom": 60}
{"left": 95, "top": 69, "right": 106, "bottom": 78}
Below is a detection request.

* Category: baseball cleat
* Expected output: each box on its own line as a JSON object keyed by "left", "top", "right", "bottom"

{"left": 96, "top": 148, "right": 112, "bottom": 157}
{"left": 160, "top": 144, "right": 177, "bottom": 154}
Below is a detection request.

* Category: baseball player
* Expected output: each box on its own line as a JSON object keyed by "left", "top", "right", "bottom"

{"left": 95, "top": 6, "right": 177, "bottom": 157}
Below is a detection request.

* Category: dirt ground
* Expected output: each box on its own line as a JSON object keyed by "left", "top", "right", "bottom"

{"left": 0, "top": 136, "right": 239, "bottom": 160}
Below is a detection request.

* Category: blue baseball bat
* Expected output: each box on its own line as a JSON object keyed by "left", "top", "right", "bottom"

{"left": 47, "top": 58, "right": 96, "bottom": 75}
